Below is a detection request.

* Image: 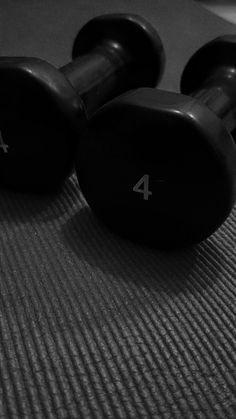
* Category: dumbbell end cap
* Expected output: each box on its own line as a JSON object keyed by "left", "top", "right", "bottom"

{"left": 76, "top": 88, "right": 236, "bottom": 248}
{"left": 0, "top": 57, "right": 85, "bottom": 191}
{"left": 72, "top": 13, "right": 165, "bottom": 88}
{"left": 181, "top": 35, "right": 236, "bottom": 95}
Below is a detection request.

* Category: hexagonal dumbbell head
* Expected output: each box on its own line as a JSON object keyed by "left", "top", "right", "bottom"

{"left": 181, "top": 34, "right": 236, "bottom": 103}
{"left": 71, "top": 13, "right": 165, "bottom": 108}
{"left": 0, "top": 58, "right": 85, "bottom": 191}
{"left": 75, "top": 88, "right": 236, "bottom": 248}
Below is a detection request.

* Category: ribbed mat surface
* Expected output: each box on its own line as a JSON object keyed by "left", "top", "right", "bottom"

{"left": 0, "top": 173, "right": 236, "bottom": 418}
{"left": 1, "top": 0, "right": 236, "bottom": 417}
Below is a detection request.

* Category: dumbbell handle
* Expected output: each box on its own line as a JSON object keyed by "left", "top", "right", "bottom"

{"left": 61, "top": 40, "right": 130, "bottom": 117}
{"left": 192, "top": 66, "right": 236, "bottom": 133}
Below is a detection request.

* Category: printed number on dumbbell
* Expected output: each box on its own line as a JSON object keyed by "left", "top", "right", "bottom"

{"left": 0, "top": 131, "right": 8, "bottom": 153}
{"left": 133, "top": 174, "right": 152, "bottom": 200}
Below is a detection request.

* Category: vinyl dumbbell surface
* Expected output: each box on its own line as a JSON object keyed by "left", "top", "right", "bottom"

{"left": 0, "top": 14, "right": 164, "bottom": 191}
{"left": 75, "top": 37, "right": 236, "bottom": 248}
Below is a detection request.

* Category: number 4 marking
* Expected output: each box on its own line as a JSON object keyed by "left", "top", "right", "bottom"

{"left": 0, "top": 130, "right": 8, "bottom": 153}
{"left": 133, "top": 174, "right": 152, "bottom": 201}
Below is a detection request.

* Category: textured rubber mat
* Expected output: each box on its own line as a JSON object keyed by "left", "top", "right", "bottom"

{"left": 0, "top": 0, "right": 236, "bottom": 418}
{"left": 0, "top": 175, "right": 236, "bottom": 418}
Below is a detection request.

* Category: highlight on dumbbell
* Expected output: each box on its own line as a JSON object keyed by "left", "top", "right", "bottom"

{"left": 0, "top": 13, "right": 165, "bottom": 191}
{"left": 75, "top": 35, "right": 236, "bottom": 248}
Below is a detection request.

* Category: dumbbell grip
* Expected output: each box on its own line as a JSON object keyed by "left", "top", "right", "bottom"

{"left": 192, "top": 66, "right": 236, "bottom": 134}
{"left": 60, "top": 40, "right": 131, "bottom": 117}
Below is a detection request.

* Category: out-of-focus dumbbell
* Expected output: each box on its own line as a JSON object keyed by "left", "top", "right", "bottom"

{"left": 75, "top": 35, "right": 236, "bottom": 248}
{"left": 0, "top": 13, "right": 164, "bottom": 191}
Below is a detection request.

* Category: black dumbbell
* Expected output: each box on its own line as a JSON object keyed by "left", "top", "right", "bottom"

{"left": 0, "top": 13, "right": 164, "bottom": 191}
{"left": 75, "top": 35, "right": 236, "bottom": 248}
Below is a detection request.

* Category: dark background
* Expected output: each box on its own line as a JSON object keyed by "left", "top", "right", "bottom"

{"left": 0, "top": 1, "right": 236, "bottom": 418}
